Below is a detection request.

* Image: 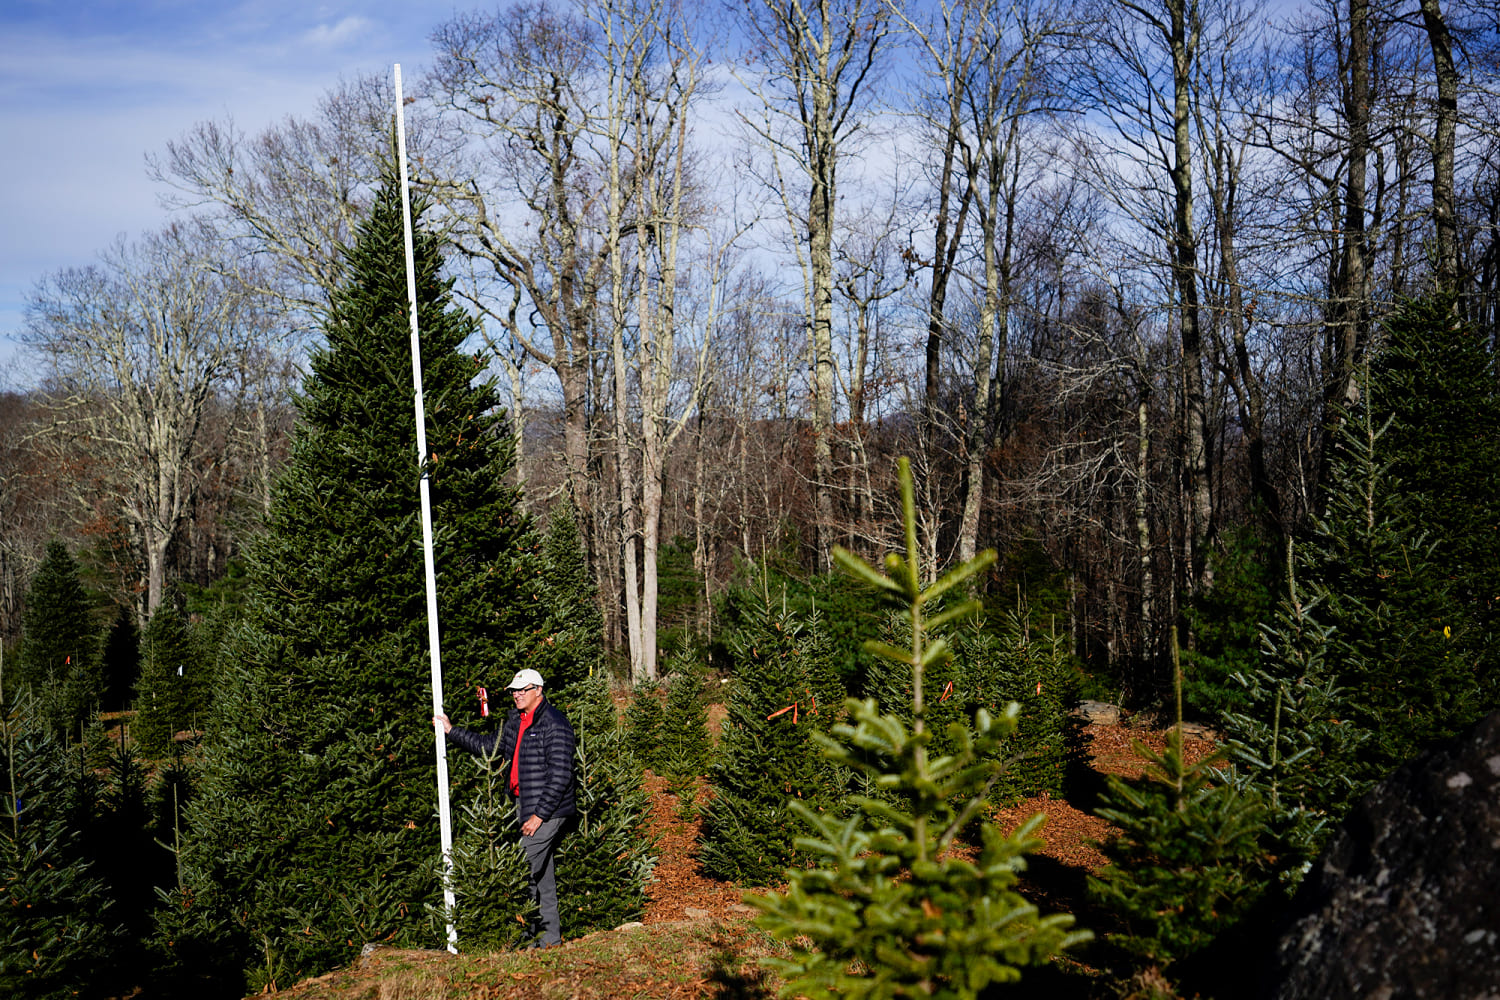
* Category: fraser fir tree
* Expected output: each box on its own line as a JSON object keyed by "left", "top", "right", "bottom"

{"left": 658, "top": 653, "right": 714, "bottom": 818}
{"left": 167, "top": 168, "right": 548, "bottom": 989}
{"left": 1088, "top": 633, "right": 1273, "bottom": 976}
{"left": 864, "top": 607, "right": 967, "bottom": 765}
{"left": 443, "top": 747, "right": 533, "bottom": 951}
{"left": 1087, "top": 731, "right": 1271, "bottom": 968}
{"left": 554, "top": 672, "right": 654, "bottom": 937}
{"left": 1220, "top": 593, "right": 1366, "bottom": 881}
{"left": 1302, "top": 364, "right": 1474, "bottom": 780}
{"left": 960, "top": 610, "right": 1076, "bottom": 803}
{"left": 18, "top": 542, "right": 101, "bottom": 741}
{"left": 0, "top": 699, "right": 123, "bottom": 998}
{"left": 1370, "top": 293, "right": 1500, "bottom": 639}
{"left": 133, "top": 602, "right": 201, "bottom": 757}
{"left": 750, "top": 459, "right": 1088, "bottom": 999}
{"left": 699, "top": 587, "right": 844, "bottom": 886}
{"left": 660, "top": 660, "right": 713, "bottom": 778}
{"left": 533, "top": 497, "right": 604, "bottom": 690}
{"left": 624, "top": 680, "right": 666, "bottom": 773}
{"left": 1182, "top": 524, "right": 1282, "bottom": 719}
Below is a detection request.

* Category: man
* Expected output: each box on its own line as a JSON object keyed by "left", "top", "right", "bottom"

{"left": 435, "top": 668, "right": 577, "bottom": 949}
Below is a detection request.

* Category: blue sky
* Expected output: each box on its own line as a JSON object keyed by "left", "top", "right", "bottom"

{"left": 0, "top": 0, "right": 452, "bottom": 385}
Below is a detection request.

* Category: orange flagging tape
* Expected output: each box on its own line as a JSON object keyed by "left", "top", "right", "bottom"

{"left": 767, "top": 703, "right": 798, "bottom": 722}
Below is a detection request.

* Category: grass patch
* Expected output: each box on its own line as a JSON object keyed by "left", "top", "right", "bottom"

{"left": 260, "top": 919, "right": 783, "bottom": 1000}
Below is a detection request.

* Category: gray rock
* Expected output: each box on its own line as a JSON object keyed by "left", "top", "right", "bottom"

{"left": 1265, "top": 709, "right": 1500, "bottom": 999}
{"left": 1072, "top": 700, "right": 1122, "bottom": 725}
{"left": 1179, "top": 720, "right": 1220, "bottom": 742}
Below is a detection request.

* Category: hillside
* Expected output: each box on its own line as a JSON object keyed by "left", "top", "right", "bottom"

{"left": 250, "top": 718, "right": 1216, "bottom": 1000}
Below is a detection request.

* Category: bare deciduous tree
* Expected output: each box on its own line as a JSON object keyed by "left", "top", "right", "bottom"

{"left": 737, "top": 0, "right": 891, "bottom": 566}
{"left": 23, "top": 223, "right": 267, "bottom": 619}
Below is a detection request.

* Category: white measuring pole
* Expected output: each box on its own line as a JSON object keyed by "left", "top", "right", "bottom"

{"left": 394, "top": 63, "right": 458, "bottom": 955}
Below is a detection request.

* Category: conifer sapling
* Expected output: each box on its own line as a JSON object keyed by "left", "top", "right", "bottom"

{"left": 749, "top": 458, "right": 1088, "bottom": 999}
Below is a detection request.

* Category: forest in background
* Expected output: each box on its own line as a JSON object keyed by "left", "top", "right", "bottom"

{"left": 3, "top": 0, "right": 1499, "bottom": 705}
{"left": 1, "top": 2, "right": 1499, "bottom": 996}
{"left": 8, "top": 0, "right": 1500, "bottom": 710}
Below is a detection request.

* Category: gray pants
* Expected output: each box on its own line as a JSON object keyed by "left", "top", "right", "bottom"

{"left": 520, "top": 812, "right": 567, "bottom": 945}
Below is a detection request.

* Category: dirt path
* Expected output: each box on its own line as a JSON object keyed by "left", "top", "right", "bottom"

{"left": 640, "top": 721, "right": 1221, "bottom": 923}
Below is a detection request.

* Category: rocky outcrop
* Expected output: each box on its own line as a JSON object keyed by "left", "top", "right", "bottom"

{"left": 1264, "top": 709, "right": 1500, "bottom": 1000}
{"left": 1072, "top": 700, "right": 1121, "bottom": 726}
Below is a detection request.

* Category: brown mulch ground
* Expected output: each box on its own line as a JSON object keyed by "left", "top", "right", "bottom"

{"left": 640, "top": 720, "right": 1221, "bottom": 924}
{"left": 641, "top": 773, "right": 767, "bottom": 924}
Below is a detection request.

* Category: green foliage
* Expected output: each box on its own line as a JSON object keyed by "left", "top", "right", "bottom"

{"left": 554, "top": 673, "right": 655, "bottom": 937}
{"left": 624, "top": 681, "right": 666, "bottom": 773}
{"left": 959, "top": 612, "right": 1077, "bottom": 803}
{"left": 89, "top": 742, "right": 166, "bottom": 988}
{"left": 1220, "top": 596, "right": 1366, "bottom": 882}
{"left": 0, "top": 699, "right": 124, "bottom": 998}
{"left": 17, "top": 541, "right": 102, "bottom": 741}
{"left": 1088, "top": 730, "right": 1272, "bottom": 968}
{"left": 1370, "top": 293, "right": 1500, "bottom": 631}
{"left": 699, "top": 587, "right": 846, "bottom": 886}
{"left": 1201, "top": 293, "right": 1497, "bottom": 907}
{"left": 169, "top": 170, "right": 548, "bottom": 989}
{"left": 1304, "top": 374, "right": 1477, "bottom": 780}
{"left": 532, "top": 497, "right": 604, "bottom": 690}
{"left": 147, "top": 751, "right": 195, "bottom": 892}
{"left": 864, "top": 609, "right": 968, "bottom": 766}
{"left": 660, "top": 661, "right": 713, "bottom": 782}
{"left": 1182, "top": 524, "right": 1282, "bottom": 719}
{"left": 656, "top": 535, "right": 705, "bottom": 654}
{"left": 713, "top": 564, "right": 882, "bottom": 689}
{"left": 659, "top": 656, "right": 714, "bottom": 817}
{"left": 99, "top": 606, "right": 139, "bottom": 714}
{"left": 444, "top": 747, "right": 533, "bottom": 951}
{"left": 749, "top": 458, "right": 1088, "bottom": 999}
{"left": 991, "top": 531, "right": 1072, "bottom": 624}
{"left": 133, "top": 603, "right": 206, "bottom": 757}
{"left": 864, "top": 604, "right": 1076, "bottom": 808}
{"left": 180, "top": 558, "right": 253, "bottom": 620}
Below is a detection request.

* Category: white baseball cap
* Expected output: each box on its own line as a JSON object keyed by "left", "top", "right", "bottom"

{"left": 506, "top": 668, "right": 546, "bottom": 690}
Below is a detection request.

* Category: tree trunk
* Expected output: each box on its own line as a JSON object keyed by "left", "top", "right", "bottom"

{"left": 1318, "top": 0, "right": 1373, "bottom": 502}
{"left": 1167, "top": 0, "right": 1214, "bottom": 594}
{"left": 1420, "top": 0, "right": 1459, "bottom": 292}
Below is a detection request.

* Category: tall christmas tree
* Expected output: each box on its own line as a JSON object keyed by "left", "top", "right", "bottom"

{"left": 16, "top": 542, "right": 101, "bottom": 741}
{"left": 164, "top": 168, "right": 548, "bottom": 990}
{"left": 1301, "top": 343, "right": 1478, "bottom": 779}
{"left": 1369, "top": 293, "right": 1500, "bottom": 629}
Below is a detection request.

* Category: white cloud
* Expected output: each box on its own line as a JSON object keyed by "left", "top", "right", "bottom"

{"left": 302, "top": 15, "right": 373, "bottom": 48}
{"left": 0, "top": 2, "right": 438, "bottom": 378}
